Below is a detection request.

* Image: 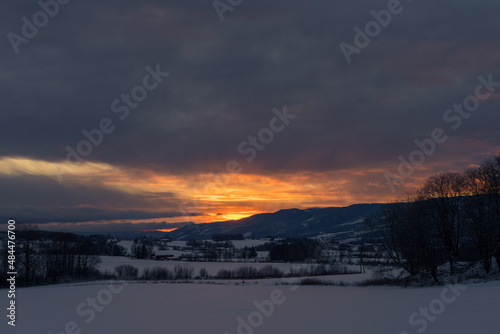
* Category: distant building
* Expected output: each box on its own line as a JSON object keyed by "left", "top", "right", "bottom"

{"left": 152, "top": 250, "right": 176, "bottom": 260}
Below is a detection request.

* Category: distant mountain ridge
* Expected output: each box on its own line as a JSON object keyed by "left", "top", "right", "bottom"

{"left": 168, "top": 203, "right": 385, "bottom": 241}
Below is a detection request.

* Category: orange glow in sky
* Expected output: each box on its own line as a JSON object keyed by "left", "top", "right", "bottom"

{"left": 0, "top": 156, "right": 436, "bottom": 225}
{"left": 143, "top": 228, "right": 179, "bottom": 233}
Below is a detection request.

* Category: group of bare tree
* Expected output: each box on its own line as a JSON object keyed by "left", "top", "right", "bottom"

{"left": 0, "top": 224, "right": 101, "bottom": 287}
{"left": 368, "top": 155, "right": 500, "bottom": 282}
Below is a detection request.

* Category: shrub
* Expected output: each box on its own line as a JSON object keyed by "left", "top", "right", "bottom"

{"left": 115, "top": 265, "right": 138, "bottom": 280}
{"left": 299, "top": 278, "right": 328, "bottom": 285}
{"left": 258, "top": 265, "right": 283, "bottom": 278}
{"left": 174, "top": 264, "right": 194, "bottom": 279}
{"left": 142, "top": 267, "right": 173, "bottom": 280}
{"left": 216, "top": 269, "right": 232, "bottom": 279}
{"left": 199, "top": 267, "right": 209, "bottom": 279}
{"left": 236, "top": 266, "right": 258, "bottom": 279}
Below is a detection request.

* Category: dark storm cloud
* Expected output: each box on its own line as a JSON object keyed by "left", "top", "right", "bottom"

{"left": 0, "top": 174, "right": 196, "bottom": 223}
{"left": 0, "top": 0, "right": 499, "bottom": 173}
{"left": 37, "top": 221, "right": 192, "bottom": 234}
{"left": 0, "top": 207, "right": 191, "bottom": 225}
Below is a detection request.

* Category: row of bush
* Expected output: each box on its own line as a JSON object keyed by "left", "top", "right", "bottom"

{"left": 289, "top": 264, "right": 354, "bottom": 277}
{"left": 111, "top": 263, "right": 357, "bottom": 281}
{"left": 112, "top": 264, "right": 195, "bottom": 280}
{"left": 215, "top": 265, "right": 284, "bottom": 279}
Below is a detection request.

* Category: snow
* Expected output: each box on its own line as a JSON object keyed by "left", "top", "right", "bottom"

{"left": 2, "top": 279, "right": 499, "bottom": 334}
{"left": 335, "top": 218, "right": 365, "bottom": 228}
{"left": 117, "top": 240, "right": 133, "bottom": 254}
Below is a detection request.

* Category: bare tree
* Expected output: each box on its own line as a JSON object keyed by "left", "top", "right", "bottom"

{"left": 419, "top": 172, "right": 466, "bottom": 275}
{"left": 464, "top": 156, "right": 500, "bottom": 272}
{"left": 367, "top": 194, "right": 443, "bottom": 281}
{"left": 369, "top": 155, "right": 500, "bottom": 280}
{"left": 17, "top": 223, "right": 40, "bottom": 286}
{"left": 174, "top": 264, "right": 194, "bottom": 279}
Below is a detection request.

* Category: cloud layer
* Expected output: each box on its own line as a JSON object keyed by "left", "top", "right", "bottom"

{"left": 1, "top": 0, "right": 499, "bottom": 227}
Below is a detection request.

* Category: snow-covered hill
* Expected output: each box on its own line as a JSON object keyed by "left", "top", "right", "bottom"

{"left": 169, "top": 204, "right": 383, "bottom": 241}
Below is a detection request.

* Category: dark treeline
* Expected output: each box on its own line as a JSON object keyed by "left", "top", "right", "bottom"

{"left": 0, "top": 225, "right": 126, "bottom": 288}
{"left": 212, "top": 233, "right": 244, "bottom": 241}
{"left": 269, "top": 238, "right": 322, "bottom": 262}
{"left": 368, "top": 155, "right": 500, "bottom": 282}
{"left": 180, "top": 240, "right": 258, "bottom": 261}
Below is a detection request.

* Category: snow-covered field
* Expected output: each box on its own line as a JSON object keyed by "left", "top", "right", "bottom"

{"left": 2, "top": 279, "right": 499, "bottom": 334}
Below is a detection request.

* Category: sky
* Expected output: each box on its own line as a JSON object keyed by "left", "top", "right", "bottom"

{"left": 0, "top": 0, "right": 499, "bottom": 233}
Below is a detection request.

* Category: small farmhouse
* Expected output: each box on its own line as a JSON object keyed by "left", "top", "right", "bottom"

{"left": 151, "top": 250, "right": 176, "bottom": 260}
